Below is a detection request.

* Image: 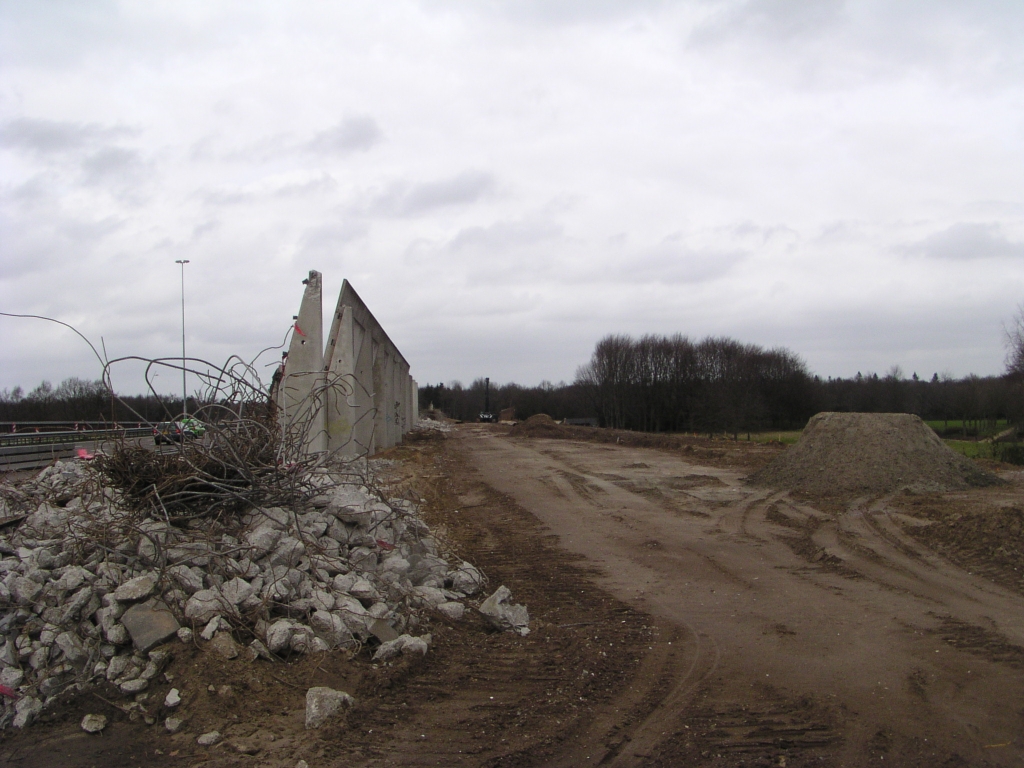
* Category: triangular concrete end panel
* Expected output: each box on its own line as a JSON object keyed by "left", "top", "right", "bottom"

{"left": 280, "top": 274, "right": 415, "bottom": 458}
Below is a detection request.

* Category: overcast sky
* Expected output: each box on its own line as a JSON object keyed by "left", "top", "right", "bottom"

{"left": 2, "top": 1, "right": 1023, "bottom": 397}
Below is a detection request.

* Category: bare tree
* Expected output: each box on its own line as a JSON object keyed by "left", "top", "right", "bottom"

{"left": 1005, "top": 302, "right": 1024, "bottom": 378}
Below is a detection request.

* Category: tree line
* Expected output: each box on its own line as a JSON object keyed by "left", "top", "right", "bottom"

{"left": 6, "top": 313, "right": 1023, "bottom": 436}
{"left": 0, "top": 378, "right": 193, "bottom": 425}
{"left": 420, "top": 331, "right": 1023, "bottom": 435}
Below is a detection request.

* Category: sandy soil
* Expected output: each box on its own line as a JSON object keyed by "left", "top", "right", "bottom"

{"left": 2, "top": 425, "right": 1022, "bottom": 767}
{"left": 465, "top": 424, "right": 1024, "bottom": 766}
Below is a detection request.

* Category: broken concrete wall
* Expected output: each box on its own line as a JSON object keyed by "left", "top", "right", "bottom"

{"left": 276, "top": 271, "right": 326, "bottom": 456}
{"left": 275, "top": 275, "right": 415, "bottom": 458}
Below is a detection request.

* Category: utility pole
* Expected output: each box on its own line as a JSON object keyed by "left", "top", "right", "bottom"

{"left": 175, "top": 259, "right": 190, "bottom": 416}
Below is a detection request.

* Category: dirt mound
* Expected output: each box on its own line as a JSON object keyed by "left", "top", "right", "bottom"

{"left": 748, "top": 412, "right": 1001, "bottom": 496}
{"left": 509, "top": 413, "right": 563, "bottom": 437}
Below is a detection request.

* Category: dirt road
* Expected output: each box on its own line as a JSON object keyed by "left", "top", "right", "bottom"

{"left": 464, "top": 426, "right": 1024, "bottom": 766}
{"left": 4, "top": 425, "right": 1021, "bottom": 767}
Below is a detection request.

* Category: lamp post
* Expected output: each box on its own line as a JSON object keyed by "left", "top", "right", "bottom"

{"left": 175, "top": 259, "right": 190, "bottom": 417}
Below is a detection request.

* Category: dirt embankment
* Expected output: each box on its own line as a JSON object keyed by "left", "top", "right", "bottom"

{"left": 748, "top": 412, "right": 1000, "bottom": 497}
{"left": 889, "top": 491, "right": 1024, "bottom": 596}
{"left": 509, "top": 414, "right": 779, "bottom": 470}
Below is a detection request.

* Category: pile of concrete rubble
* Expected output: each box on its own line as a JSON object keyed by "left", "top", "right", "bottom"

{"left": 0, "top": 457, "right": 529, "bottom": 730}
{"left": 413, "top": 418, "right": 453, "bottom": 434}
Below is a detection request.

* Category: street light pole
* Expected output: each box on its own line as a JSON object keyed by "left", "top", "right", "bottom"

{"left": 175, "top": 259, "right": 190, "bottom": 417}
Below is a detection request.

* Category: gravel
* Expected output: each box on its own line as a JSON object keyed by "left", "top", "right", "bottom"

{"left": 0, "top": 456, "right": 508, "bottom": 730}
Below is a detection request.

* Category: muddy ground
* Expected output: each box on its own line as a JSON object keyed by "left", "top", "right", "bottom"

{"left": 2, "top": 424, "right": 1023, "bottom": 767}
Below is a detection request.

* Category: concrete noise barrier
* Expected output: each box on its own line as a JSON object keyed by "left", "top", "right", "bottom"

{"left": 274, "top": 271, "right": 418, "bottom": 457}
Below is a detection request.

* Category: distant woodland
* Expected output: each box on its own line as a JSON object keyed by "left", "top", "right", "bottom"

{"left": 3, "top": 331, "right": 1022, "bottom": 435}
{"left": 420, "top": 333, "right": 1024, "bottom": 435}
{"left": 0, "top": 378, "right": 191, "bottom": 425}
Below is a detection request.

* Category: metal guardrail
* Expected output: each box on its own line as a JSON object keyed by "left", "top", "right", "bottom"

{"left": 0, "top": 428, "right": 154, "bottom": 472}
{"left": 0, "top": 428, "right": 151, "bottom": 448}
{"left": 0, "top": 443, "right": 78, "bottom": 471}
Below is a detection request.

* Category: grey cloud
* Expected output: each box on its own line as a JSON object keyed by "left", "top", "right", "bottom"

{"left": 307, "top": 117, "right": 383, "bottom": 155}
{"left": 80, "top": 148, "right": 144, "bottom": 184}
{"left": 691, "top": 0, "right": 846, "bottom": 45}
{"left": 297, "top": 221, "right": 368, "bottom": 261}
{"left": 199, "top": 173, "right": 336, "bottom": 207}
{"left": 398, "top": 217, "right": 564, "bottom": 287}
{"left": 0, "top": 118, "right": 135, "bottom": 155}
{"left": 79, "top": 147, "right": 150, "bottom": 195}
{"left": 448, "top": 218, "right": 562, "bottom": 253}
{"left": 201, "top": 189, "right": 252, "bottom": 207}
{"left": 626, "top": 236, "right": 747, "bottom": 285}
{"left": 488, "top": 0, "right": 669, "bottom": 26}
{"left": 369, "top": 171, "right": 496, "bottom": 217}
{"left": 905, "top": 223, "right": 1024, "bottom": 260}
{"left": 0, "top": 208, "right": 121, "bottom": 280}
{"left": 721, "top": 221, "right": 799, "bottom": 245}
{"left": 191, "top": 220, "right": 220, "bottom": 240}
{"left": 273, "top": 173, "right": 337, "bottom": 198}
{"left": 57, "top": 216, "right": 124, "bottom": 242}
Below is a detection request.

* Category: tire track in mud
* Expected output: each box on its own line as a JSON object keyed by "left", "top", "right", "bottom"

{"left": 326, "top": 433, "right": 694, "bottom": 767}
{"left": 465, "top": 429, "right": 1024, "bottom": 766}
{"left": 464, "top": 431, "right": 846, "bottom": 766}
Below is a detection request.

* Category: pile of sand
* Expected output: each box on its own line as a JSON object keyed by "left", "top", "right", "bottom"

{"left": 747, "top": 412, "right": 1000, "bottom": 497}
{"left": 509, "top": 414, "right": 563, "bottom": 437}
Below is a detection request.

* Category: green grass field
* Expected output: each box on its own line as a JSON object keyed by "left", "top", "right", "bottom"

{"left": 925, "top": 419, "right": 1010, "bottom": 439}
{"left": 747, "top": 431, "right": 804, "bottom": 445}
{"left": 699, "top": 422, "right": 1022, "bottom": 464}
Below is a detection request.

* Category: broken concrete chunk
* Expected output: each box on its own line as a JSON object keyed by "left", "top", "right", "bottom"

{"left": 200, "top": 616, "right": 222, "bottom": 641}
{"left": 248, "top": 639, "right": 271, "bottom": 660}
{"left": 53, "top": 566, "right": 91, "bottom": 592}
{"left": 80, "top": 713, "right": 108, "bottom": 733}
{"left": 210, "top": 632, "right": 240, "bottom": 659}
{"left": 112, "top": 574, "right": 157, "bottom": 603}
{"left": 11, "top": 576, "right": 43, "bottom": 605}
{"left": 270, "top": 536, "right": 305, "bottom": 567}
{"left": 244, "top": 524, "right": 283, "bottom": 555}
{"left": 139, "top": 660, "right": 161, "bottom": 681}
{"left": 304, "top": 686, "right": 354, "bottom": 729}
{"left": 54, "top": 631, "right": 88, "bottom": 666}
{"left": 368, "top": 617, "right": 400, "bottom": 643}
{"left": 168, "top": 564, "right": 204, "bottom": 594}
{"left": 13, "top": 696, "right": 43, "bottom": 728}
{"left": 120, "top": 678, "right": 148, "bottom": 694}
{"left": 0, "top": 667, "right": 25, "bottom": 689}
{"left": 401, "top": 636, "right": 429, "bottom": 656}
{"left": 436, "top": 601, "right": 465, "bottom": 621}
{"left": 412, "top": 586, "right": 447, "bottom": 607}
{"left": 372, "top": 633, "right": 430, "bottom": 661}
{"left": 348, "top": 577, "right": 379, "bottom": 601}
{"left": 59, "top": 585, "right": 96, "bottom": 624}
{"left": 220, "top": 577, "right": 255, "bottom": 606}
{"left": 449, "top": 562, "right": 484, "bottom": 595}
{"left": 121, "top": 599, "right": 180, "bottom": 652}
{"left": 479, "top": 585, "right": 530, "bottom": 636}
{"left": 310, "top": 610, "right": 353, "bottom": 649}
{"left": 266, "top": 619, "right": 300, "bottom": 654}
{"left": 197, "top": 730, "right": 222, "bottom": 746}
{"left": 310, "top": 588, "right": 334, "bottom": 612}
{"left": 184, "top": 589, "right": 223, "bottom": 623}
{"left": 105, "top": 654, "right": 131, "bottom": 681}
{"left": 105, "top": 622, "right": 129, "bottom": 646}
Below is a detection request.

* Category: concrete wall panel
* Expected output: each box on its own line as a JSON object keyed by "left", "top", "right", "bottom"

{"left": 322, "top": 279, "right": 412, "bottom": 457}
{"left": 276, "top": 271, "right": 326, "bottom": 455}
